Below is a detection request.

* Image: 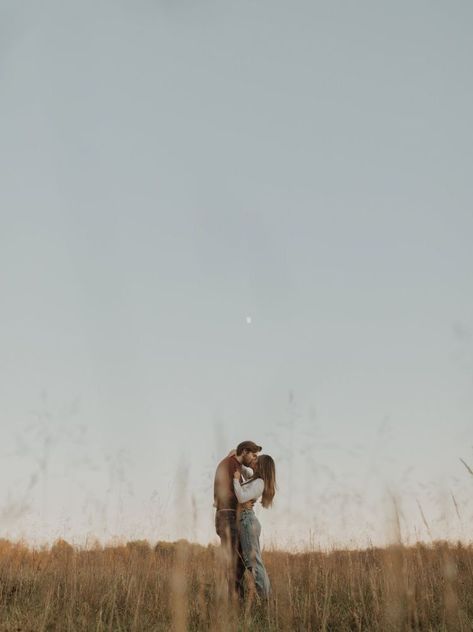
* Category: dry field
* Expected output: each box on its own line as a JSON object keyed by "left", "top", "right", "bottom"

{"left": 0, "top": 538, "right": 472, "bottom": 631}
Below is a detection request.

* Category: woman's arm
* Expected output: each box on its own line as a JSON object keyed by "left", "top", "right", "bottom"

{"left": 240, "top": 464, "right": 254, "bottom": 480}
{"left": 233, "top": 478, "right": 264, "bottom": 504}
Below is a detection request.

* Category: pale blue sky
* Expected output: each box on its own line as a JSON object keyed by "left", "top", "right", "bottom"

{"left": 1, "top": 0, "right": 472, "bottom": 547}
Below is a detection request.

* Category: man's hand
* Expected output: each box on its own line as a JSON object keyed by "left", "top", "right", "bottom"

{"left": 241, "top": 499, "right": 256, "bottom": 510}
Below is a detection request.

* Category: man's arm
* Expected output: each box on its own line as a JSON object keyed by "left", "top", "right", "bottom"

{"left": 213, "top": 462, "right": 228, "bottom": 509}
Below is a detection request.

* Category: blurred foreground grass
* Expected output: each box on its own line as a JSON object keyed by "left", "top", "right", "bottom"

{"left": 0, "top": 538, "right": 472, "bottom": 631}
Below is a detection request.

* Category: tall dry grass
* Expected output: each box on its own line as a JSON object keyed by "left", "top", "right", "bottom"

{"left": 0, "top": 537, "right": 472, "bottom": 631}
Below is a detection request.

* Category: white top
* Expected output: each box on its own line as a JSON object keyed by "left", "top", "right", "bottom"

{"left": 233, "top": 477, "right": 264, "bottom": 503}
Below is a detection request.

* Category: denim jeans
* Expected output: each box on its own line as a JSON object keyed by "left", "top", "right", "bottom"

{"left": 239, "top": 509, "right": 271, "bottom": 598}
{"left": 215, "top": 510, "right": 245, "bottom": 599}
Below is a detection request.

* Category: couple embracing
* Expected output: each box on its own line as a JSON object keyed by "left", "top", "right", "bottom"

{"left": 213, "top": 441, "right": 276, "bottom": 602}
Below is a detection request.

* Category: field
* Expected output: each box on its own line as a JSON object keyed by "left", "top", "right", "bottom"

{"left": 0, "top": 538, "right": 472, "bottom": 631}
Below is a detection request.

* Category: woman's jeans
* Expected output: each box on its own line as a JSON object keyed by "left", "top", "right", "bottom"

{"left": 239, "top": 509, "right": 271, "bottom": 598}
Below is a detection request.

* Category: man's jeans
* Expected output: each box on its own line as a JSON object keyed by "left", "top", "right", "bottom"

{"left": 239, "top": 509, "right": 271, "bottom": 598}
{"left": 215, "top": 510, "right": 245, "bottom": 599}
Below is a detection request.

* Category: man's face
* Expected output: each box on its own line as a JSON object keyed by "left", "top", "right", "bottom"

{"left": 242, "top": 451, "right": 258, "bottom": 467}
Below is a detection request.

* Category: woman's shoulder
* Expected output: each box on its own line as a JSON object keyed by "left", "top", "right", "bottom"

{"left": 242, "top": 477, "right": 264, "bottom": 491}
{"left": 252, "top": 478, "right": 265, "bottom": 493}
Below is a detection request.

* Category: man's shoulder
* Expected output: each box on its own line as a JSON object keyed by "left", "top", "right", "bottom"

{"left": 215, "top": 456, "right": 228, "bottom": 473}
{"left": 216, "top": 455, "right": 238, "bottom": 471}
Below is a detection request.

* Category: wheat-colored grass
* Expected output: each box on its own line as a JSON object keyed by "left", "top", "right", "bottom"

{"left": 0, "top": 537, "right": 472, "bottom": 631}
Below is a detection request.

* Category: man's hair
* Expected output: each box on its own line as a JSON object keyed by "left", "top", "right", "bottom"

{"left": 236, "top": 441, "right": 262, "bottom": 456}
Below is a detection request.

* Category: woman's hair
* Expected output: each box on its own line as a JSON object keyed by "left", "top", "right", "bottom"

{"left": 255, "top": 454, "right": 276, "bottom": 508}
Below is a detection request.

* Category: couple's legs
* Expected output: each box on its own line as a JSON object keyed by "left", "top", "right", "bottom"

{"left": 215, "top": 511, "right": 245, "bottom": 600}
{"left": 239, "top": 510, "right": 271, "bottom": 599}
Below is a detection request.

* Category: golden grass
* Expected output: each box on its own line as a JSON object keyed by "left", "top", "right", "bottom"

{"left": 0, "top": 537, "right": 472, "bottom": 631}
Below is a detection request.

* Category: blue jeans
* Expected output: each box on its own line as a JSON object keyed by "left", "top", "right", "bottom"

{"left": 239, "top": 509, "right": 271, "bottom": 598}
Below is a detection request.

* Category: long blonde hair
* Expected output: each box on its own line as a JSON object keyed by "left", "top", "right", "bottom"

{"left": 252, "top": 454, "right": 276, "bottom": 508}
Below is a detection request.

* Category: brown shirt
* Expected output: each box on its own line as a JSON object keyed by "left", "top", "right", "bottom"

{"left": 213, "top": 455, "right": 241, "bottom": 511}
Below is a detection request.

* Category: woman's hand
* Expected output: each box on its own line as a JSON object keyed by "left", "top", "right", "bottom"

{"left": 233, "top": 469, "right": 241, "bottom": 480}
{"left": 227, "top": 449, "right": 236, "bottom": 457}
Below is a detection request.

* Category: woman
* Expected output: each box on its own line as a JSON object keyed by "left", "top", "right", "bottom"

{"left": 233, "top": 454, "right": 276, "bottom": 599}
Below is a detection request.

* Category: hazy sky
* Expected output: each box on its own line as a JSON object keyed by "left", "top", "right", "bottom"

{"left": 1, "top": 0, "right": 472, "bottom": 548}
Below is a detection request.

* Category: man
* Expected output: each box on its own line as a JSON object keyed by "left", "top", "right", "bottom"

{"left": 213, "top": 440, "right": 262, "bottom": 600}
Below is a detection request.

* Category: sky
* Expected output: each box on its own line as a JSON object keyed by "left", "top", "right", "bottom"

{"left": 1, "top": 0, "right": 472, "bottom": 549}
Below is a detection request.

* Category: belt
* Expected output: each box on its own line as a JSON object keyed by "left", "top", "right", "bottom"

{"left": 216, "top": 508, "right": 236, "bottom": 512}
